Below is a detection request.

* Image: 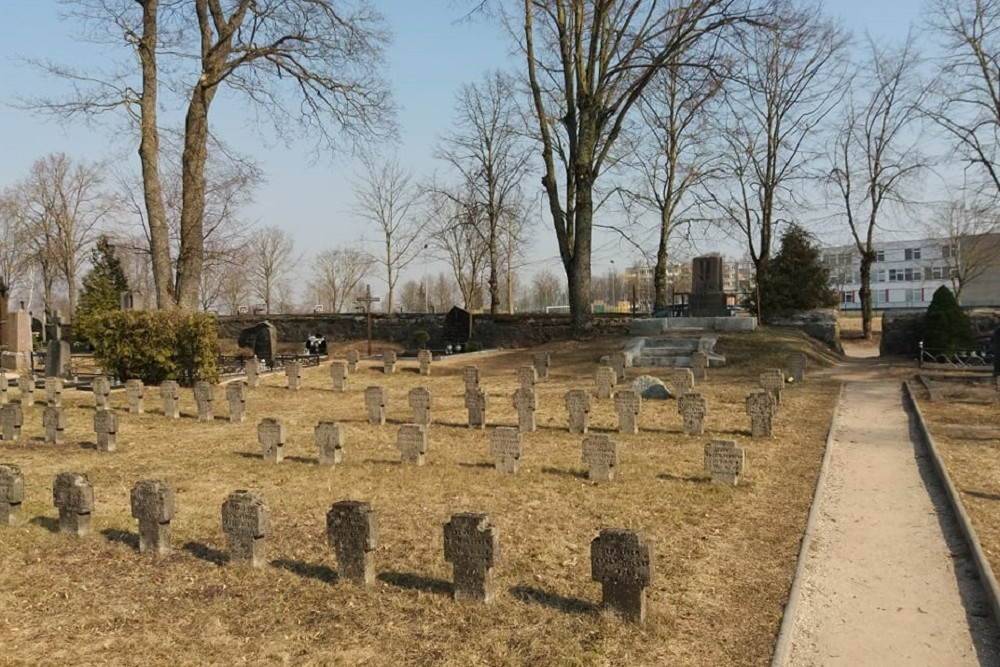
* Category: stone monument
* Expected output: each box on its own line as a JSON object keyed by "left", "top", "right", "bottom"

{"left": 443, "top": 512, "right": 500, "bottom": 603}
{"left": 591, "top": 528, "right": 653, "bottom": 623}
{"left": 130, "top": 479, "right": 175, "bottom": 556}
{"left": 326, "top": 500, "right": 379, "bottom": 585}
{"left": 221, "top": 489, "right": 270, "bottom": 567}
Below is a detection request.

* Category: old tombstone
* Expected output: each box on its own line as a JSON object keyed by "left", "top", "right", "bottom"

{"left": 43, "top": 405, "right": 66, "bottom": 444}
{"left": 364, "top": 386, "right": 387, "bottom": 426}
{"left": 689, "top": 351, "right": 708, "bottom": 380}
{"left": 285, "top": 360, "right": 302, "bottom": 391}
{"left": 565, "top": 389, "right": 591, "bottom": 434}
{"left": 0, "top": 463, "right": 24, "bottom": 525}
{"left": 746, "top": 390, "right": 777, "bottom": 438}
{"left": 533, "top": 352, "right": 551, "bottom": 379}
{"left": 515, "top": 366, "right": 537, "bottom": 389}
{"left": 443, "top": 305, "right": 473, "bottom": 347}
{"left": 787, "top": 352, "right": 807, "bottom": 383}
{"left": 1, "top": 404, "right": 23, "bottom": 440}
{"left": 237, "top": 321, "right": 277, "bottom": 367}
{"left": 490, "top": 427, "right": 523, "bottom": 474}
{"left": 443, "top": 512, "right": 500, "bottom": 603}
{"left": 17, "top": 374, "right": 35, "bottom": 406}
{"left": 591, "top": 528, "right": 653, "bottom": 623}
{"left": 670, "top": 369, "right": 695, "bottom": 397}
{"left": 345, "top": 349, "right": 360, "bottom": 374}
{"left": 125, "top": 379, "right": 145, "bottom": 414}
{"left": 678, "top": 392, "right": 708, "bottom": 436}
{"left": 688, "top": 255, "right": 728, "bottom": 317}
{"left": 408, "top": 386, "right": 433, "bottom": 426}
{"left": 513, "top": 387, "right": 537, "bottom": 433}
{"left": 613, "top": 390, "right": 642, "bottom": 435}
{"left": 221, "top": 489, "right": 271, "bottom": 567}
{"left": 94, "top": 409, "right": 118, "bottom": 452}
{"left": 704, "top": 440, "right": 745, "bottom": 485}
{"left": 44, "top": 376, "right": 63, "bottom": 407}
{"left": 396, "top": 423, "right": 428, "bottom": 465}
{"left": 595, "top": 365, "right": 617, "bottom": 399}
{"left": 330, "top": 360, "right": 349, "bottom": 392}
{"left": 53, "top": 472, "right": 94, "bottom": 537}
{"left": 193, "top": 381, "right": 214, "bottom": 421}
{"left": 92, "top": 375, "right": 111, "bottom": 409}
{"left": 326, "top": 500, "right": 379, "bottom": 585}
{"left": 382, "top": 350, "right": 397, "bottom": 374}
{"left": 245, "top": 357, "right": 261, "bottom": 388}
{"left": 582, "top": 434, "right": 619, "bottom": 481}
{"left": 418, "top": 349, "right": 432, "bottom": 376}
{"left": 608, "top": 352, "right": 627, "bottom": 383}
{"left": 315, "top": 421, "right": 344, "bottom": 465}
{"left": 44, "top": 312, "right": 71, "bottom": 378}
{"left": 226, "top": 382, "right": 247, "bottom": 423}
{"left": 258, "top": 418, "right": 286, "bottom": 463}
{"left": 759, "top": 369, "right": 784, "bottom": 405}
{"left": 0, "top": 379, "right": 7, "bottom": 405}
{"left": 465, "top": 387, "right": 488, "bottom": 429}
{"left": 160, "top": 380, "right": 180, "bottom": 419}
{"left": 462, "top": 365, "right": 480, "bottom": 392}
{"left": 1, "top": 308, "right": 32, "bottom": 371}
{"left": 130, "top": 479, "right": 175, "bottom": 556}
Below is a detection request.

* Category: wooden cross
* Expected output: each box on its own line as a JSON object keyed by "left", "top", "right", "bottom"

{"left": 356, "top": 284, "right": 381, "bottom": 355}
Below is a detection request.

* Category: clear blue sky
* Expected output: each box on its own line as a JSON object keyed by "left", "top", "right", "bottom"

{"left": 0, "top": 1, "right": 929, "bottom": 299}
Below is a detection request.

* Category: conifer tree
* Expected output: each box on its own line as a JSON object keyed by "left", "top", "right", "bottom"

{"left": 752, "top": 224, "right": 838, "bottom": 317}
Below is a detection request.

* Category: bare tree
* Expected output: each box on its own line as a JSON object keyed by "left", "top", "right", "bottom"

{"left": 530, "top": 268, "right": 565, "bottom": 312}
{"left": 248, "top": 226, "right": 298, "bottom": 315}
{"left": 425, "top": 188, "right": 490, "bottom": 310}
{"left": 0, "top": 193, "right": 34, "bottom": 304}
{"left": 312, "top": 246, "right": 374, "bottom": 313}
{"left": 429, "top": 272, "right": 459, "bottom": 313}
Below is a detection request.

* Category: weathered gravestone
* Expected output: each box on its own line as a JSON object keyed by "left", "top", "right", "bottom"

{"left": 443, "top": 306, "right": 473, "bottom": 346}
{"left": 160, "top": 380, "right": 180, "bottom": 419}
{"left": 614, "top": 390, "right": 642, "bottom": 435}
{"left": 533, "top": 352, "right": 551, "bottom": 379}
{"left": 678, "top": 392, "right": 708, "bottom": 436}
{"left": 326, "top": 500, "right": 379, "bottom": 585}
{"left": 591, "top": 528, "right": 653, "bottom": 623}
{"left": 670, "top": 369, "right": 695, "bottom": 397}
{"left": 44, "top": 312, "right": 71, "bottom": 379}
{"left": 245, "top": 357, "right": 261, "bottom": 388}
{"left": 690, "top": 351, "right": 709, "bottom": 380}
{"left": 443, "top": 512, "right": 500, "bottom": 603}
{"left": 258, "top": 418, "right": 286, "bottom": 463}
{"left": 345, "top": 349, "right": 360, "bottom": 374}
{"left": 130, "top": 479, "right": 175, "bottom": 556}
{"left": 226, "top": 382, "right": 247, "bottom": 423}
{"left": 704, "top": 440, "right": 745, "bottom": 485}
{"left": 221, "top": 489, "right": 270, "bottom": 567}
{"left": 0, "top": 379, "right": 7, "bottom": 406}
{"left": 565, "top": 389, "right": 591, "bottom": 434}
{"left": 18, "top": 374, "right": 35, "bottom": 406}
{"left": 330, "top": 360, "right": 348, "bottom": 392}
{"left": 43, "top": 406, "right": 66, "bottom": 444}
{"left": 365, "top": 386, "right": 387, "bottom": 426}
{"left": 285, "top": 360, "right": 303, "bottom": 391}
{"left": 595, "top": 366, "right": 617, "bottom": 399}
{"left": 759, "top": 369, "right": 784, "bottom": 405}
{"left": 92, "top": 376, "right": 111, "bottom": 409}
{"left": 53, "top": 471, "right": 94, "bottom": 537}
{"left": 608, "top": 352, "right": 627, "bottom": 383}
{"left": 382, "top": 350, "right": 397, "bottom": 374}
{"left": 465, "top": 388, "right": 488, "bottom": 429}
{"left": 408, "top": 386, "right": 432, "bottom": 426}
{"left": 462, "top": 366, "right": 480, "bottom": 393}
{"left": 418, "top": 349, "right": 432, "bottom": 376}
{"left": 513, "top": 387, "right": 537, "bottom": 433}
{"left": 193, "top": 381, "right": 214, "bottom": 421}
{"left": 0, "top": 463, "right": 24, "bottom": 525}
{"left": 125, "top": 379, "right": 144, "bottom": 414}
{"left": 315, "top": 421, "right": 344, "bottom": 465}
{"left": 582, "top": 434, "right": 619, "bottom": 481}
{"left": 787, "top": 352, "right": 807, "bottom": 383}
{"left": 490, "top": 427, "right": 522, "bottom": 474}
{"left": 1, "top": 404, "right": 23, "bottom": 440}
{"left": 94, "top": 409, "right": 118, "bottom": 452}
{"left": 238, "top": 322, "right": 277, "bottom": 367}
{"left": 746, "top": 390, "right": 776, "bottom": 438}
{"left": 396, "top": 423, "right": 428, "bottom": 465}
{"left": 515, "top": 366, "right": 537, "bottom": 389}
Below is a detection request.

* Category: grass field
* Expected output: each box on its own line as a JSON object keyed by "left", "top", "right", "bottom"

{"left": 0, "top": 331, "right": 839, "bottom": 666}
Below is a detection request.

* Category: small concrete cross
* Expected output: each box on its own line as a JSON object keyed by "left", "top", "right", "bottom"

{"left": 258, "top": 418, "right": 286, "bottom": 463}
{"left": 746, "top": 390, "right": 776, "bottom": 438}
{"left": 94, "top": 408, "right": 118, "bottom": 452}
{"left": 0, "top": 463, "right": 24, "bottom": 526}
{"left": 315, "top": 420, "right": 344, "bottom": 465}
{"left": 130, "top": 479, "right": 175, "bottom": 555}
{"left": 613, "top": 389, "right": 642, "bottom": 435}
{"left": 226, "top": 382, "right": 247, "bottom": 423}
{"left": 365, "top": 386, "right": 387, "bottom": 426}
{"left": 582, "top": 434, "right": 619, "bottom": 481}
{"left": 330, "top": 360, "right": 348, "bottom": 391}
{"left": 591, "top": 528, "right": 653, "bottom": 623}
{"left": 326, "top": 500, "right": 379, "bottom": 585}
{"left": 125, "top": 379, "right": 145, "bottom": 414}
{"left": 193, "top": 381, "right": 214, "bottom": 421}
{"left": 396, "top": 423, "right": 428, "bottom": 465}
{"left": 160, "top": 381, "right": 180, "bottom": 419}
{"left": 221, "top": 489, "right": 270, "bottom": 567}
{"left": 0, "top": 404, "right": 23, "bottom": 441}
{"left": 595, "top": 366, "right": 616, "bottom": 399}
{"left": 53, "top": 472, "right": 94, "bottom": 537}
{"left": 513, "top": 387, "right": 537, "bottom": 433}
{"left": 678, "top": 392, "right": 708, "bottom": 436}
{"left": 565, "top": 389, "right": 591, "bottom": 434}
{"left": 43, "top": 406, "right": 66, "bottom": 444}
{"left": 408, "top": 386, "right": 433, "bottom": 426}
{"left": 704, "top": 440, "right": 745, "bottom": 485}
{"left": 92, "top": 376, "right": 111, "bottom": 409}
{"left": 490, "top": 427, "right": 523, "bottom": 474}
{"left": 443, "top": 513, "right": 500, "bottom": 603}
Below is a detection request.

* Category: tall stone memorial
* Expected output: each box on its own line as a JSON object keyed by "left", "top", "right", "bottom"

{"left": 688, "top": 256, "right": 728, "bottom": 317}
{"left": 44, "top": 312, "right": 71, "bottom": 379}
{"left": 53, "top": 472, "right": 94, "bottom": 537}
{"left": 326, "top": 500, "right": 380, "bottom": 585}
{"left": 0, "top": 463, "right": 24, "bottom": 525}
{"left": 591, "top": 528, "right": 653, "bottom": 623}
{"left": 443, "top": 513, "right": 500, "bottom": 603}
{"left": 221, "top": 489, "right": 270, "bottom": 567}
{"left": 130, "top": 479, "right": 175, "bottom": 555}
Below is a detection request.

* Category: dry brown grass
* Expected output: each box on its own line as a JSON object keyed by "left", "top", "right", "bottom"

{"left": 0, "top": 333, "right": 839, "bottom": 667}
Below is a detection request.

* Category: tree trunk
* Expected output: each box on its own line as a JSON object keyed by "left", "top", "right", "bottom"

{"left": 653, "top": 209, "right": 670, "bottom": 311}
{"left": 566, "top": 180, "right": 594, "bottom": 336}
{"left": 858, "top": 257, "right": 873, "bottom": 339}
{"left": 174, "top": 84, "right": 213, "bottom": 310}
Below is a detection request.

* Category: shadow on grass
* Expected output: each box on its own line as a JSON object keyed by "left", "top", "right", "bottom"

{"left": 284, "top": 455, "right": 318, "bottom": 465}
{"left": 29, "top": 516, "right": 59, "bottom": 533}
{"left": 78, "top": 441, "right": 97, "bottom": 450}
{"left": 182, "top": 541, "right": 228, "bottom": 566}
{"left": 510, "top": 585, "right": 598, "bottom": 615}
{"left": 964, "top": 489, "right": 1000, "bottom": 502}
{"left": 271, "top": 558, "right": 339, "bottom": 584}
{"left": 377, "top": 571, "right": 452, "bottom": 596}
{"left": 457, "top": 462, "right": 494, "bottom": 470}
{"left": 541, "top": 466, "right": 588, "bottom": 480}
{"left": 363, "top": 458, "right": 402, "bottom": 466}
{"left": 101, "top": 528, "right": 139, "bottom": 550}
{"left": 657, "top": 472, "right": 709, "bottom": 484}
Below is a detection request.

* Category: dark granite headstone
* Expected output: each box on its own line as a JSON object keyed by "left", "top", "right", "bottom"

{"left": 689, "top": 256, "right": 728, "bottom": 317}
{"left": 238, "top": 321, "right": 278, "bottom": 365}
{"left": 443, "top": 306, "right": 472, "bottom": 345}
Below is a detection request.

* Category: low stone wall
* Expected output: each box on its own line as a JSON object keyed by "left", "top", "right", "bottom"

{"left": 880, "top": 308, "right": 1000, "bottom": 356}
{"left": 766, "top": 309, "right": 842, "bottom": 353}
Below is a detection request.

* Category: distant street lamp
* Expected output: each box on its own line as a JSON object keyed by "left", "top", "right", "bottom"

{"left": 610, "top": 260, "right": 616, "bottom": 308}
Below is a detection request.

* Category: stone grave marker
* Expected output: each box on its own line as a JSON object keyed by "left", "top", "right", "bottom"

{"left": 595, "top": 366, "right": 617, "bottom": 399}
{"left": 0, "top": 378, "right": 7, "bottom": 405}
{"left": 513, "top": 387, "right": 536, "bottom": 433}
{"left": 315, "top": 420, "right": 344, "bottom": 465}
{"left": 94, "top": 409, "right": 118, "bottom": 452}
{"left": 18, "top": 374, "right": 35, "bottom": 406}
{"left": 0, "top": 463, "right": 24, "bottom": 525}
{"left": 345, "top": 349, "right": 360, "bottom": 374}
{"left": 565, "top": 389, "right": 591, "bottom": 434}
{"left": 330, "top": 360, "right": 348, "bottom": 392}
{"left": 43, "top": 406, "right": 66, "bottom": 444}
{"left": 245, "top": 357, "right": 261, "bottom": 388}
{"left": 443, "top": 305, "right": 473, "bottom": 347}
{"left": 443, "top": 512, "right": 500, "bottom": 603}
{"left": 463, "top": 366, "right": 480, "bottom": 393}
{"left": 193, "top": 381, "right": 214, "bottom": 421}
{"left": 226, "top": 382, "right": 247, "bottom": 423}
{"left": 533, "top": 352, "right": 551, "bottom": 379}
{"left": 609, "top": 352, "right": 627, "bottom": 383}
{"left": 365, "top": 386, "right": 387, "bottom": 426}
{"left": 258, "top": 418, "right": 286, "bottom": 463}
{"left": 490, "top": 427, "right": 522, "bottom": 474}
{"left": 746, "top": 390, "right": 776, "bottom": 438}
{"left": 787, "top": 352, "right": 807, "bottom": 383}
{"left": 285, "top": 360, "right": 303, "bottom": 391}
{"left": 326, "top": 500, "right": 380, "bottom": 585}
{"left": 221, "top": 489, "right": 270, "bottom": 567}
{"left": 678, "top": 392, "right": 708, "bottom": 436}
{"left": 383, "top": 350, "right": 397, "bottom": 374}
{"left": 690, "top": 351, "right": 708, "bottom": 380}
{"left": 53, "top": 472, "right": 94, "bottom": 537}
{"left": 1, "top": 404, "right": 23, "bottom": 441}
{"left": 515, "top": 366, "right": 537, "bottom": 389}
{"left": 591, "top": 528, "right": 653, "bottom": 623}
{"left": 44, "top": 312, "right": 71, "bottom": 379}
{"left": 759, "top": 369, "right": 784, "bottom": 405}
{"left": 396, "top": 423, "right": 428, "bottom": 465}
{"left": 44, "top": 377, "right": 64, "bottom": 407}
{"left": 613, "top": 390, "right": 642, "bottom": 435}
{"left": 704, "top": 440, "right": 745, "bottom": 485}
{"left": 125, "top": 379, "right": 145, "bottom": 414}
{"left": 465, "top": 388, "right": 488, "bottom": 429}
{"left": 582, "top": 434, "right": 619, "bottom": 481}
{"left": 418, "top": 349, "right": 432, "bottom": 376}
{"left": 92, "top": 376, "right": 111, "bottom": 409}
{"left": 408, "top": 386, "right": 433, "bottom": 426}
{"left": 130, "top": 479, "right": 175, "bottom": 555}
{"left": 160, "top": 381, "right": 180, "bottom": 419}
{"left": 670, "top": 369, "right": 695, "bottom": 396}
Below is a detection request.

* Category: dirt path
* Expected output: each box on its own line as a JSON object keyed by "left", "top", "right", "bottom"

{"left": 781, "top": 350, "right": 1000, "bottom": 666}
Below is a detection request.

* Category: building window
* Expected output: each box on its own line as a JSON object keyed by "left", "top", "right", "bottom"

{"left": 904, "top": 247, "right": 921, "bottom": 260}
{"left": 942, "top": 244, "right": 953, "bottom": 259}
{"left": 875, "top": 269, "right": 886, "bottom": 283}
{"left": 905, "top": 288, "right": 922, "bottom": 303}
{"left": 931, "top": 266, "right": 943, "bottom": 280}
{"left": 873, "top": 290, "right": 885, "bottom": 304}
{"left": 875, "top": 250, "right": 885, "bottom": 262}
{"left": 841, "top": 291, "right": 855, "bottom": 304}
{"left": 904, "top": 267, "right": 915, "bottom": 281}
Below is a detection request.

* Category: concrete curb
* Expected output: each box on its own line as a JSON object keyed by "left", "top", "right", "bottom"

{"left": 769, "top": 383, "right": 845, "bottom": 667}
{"left": 902, "top": 381, "right": 1000, "bottom": 630}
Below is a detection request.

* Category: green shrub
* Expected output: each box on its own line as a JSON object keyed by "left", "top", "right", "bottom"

{"left": 76, "top": 310, "right": 220, "bottom": 385}
{"left": 922, "top": 286, "right": 974, "bottom": 353}
{"left": 465, "top": 340, "right": 483, "bottom": 352}
{"left": 412, "top": 330, "right": 430, "bottom": 348}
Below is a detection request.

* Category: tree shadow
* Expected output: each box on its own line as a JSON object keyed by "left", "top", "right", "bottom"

{"left": 285, "top": 455, "right": 318, "bottom": 465}
{"left": 657, "top": 472, "right": 709, "bottom": 484}
{"left": 363, "top": 458, "right": 401, "bottom": 466}
{"left": 182, "top": 541, "right": 228, "bottom": 566}
{"left": 541, "top": 466, "right": 588, "bottom": 480}
{"left": 235, "top": 451, "right": 262, "bottom": 460}
{"left": 271, "top": 558, "right": 339, "bottom": 584}
{"left": 377, "top": 571, "right": 452, "bottom": 596}
{"left": 101, "top": 528, "right": 139, "bottom": 550}
{"left": 29, "top": 515, "right": 59, "bottom": 533}
{"left": 457, "top": 462, "right": 494, "bottom": 470}
{"left": 509, "top": 585, "right": 598, "bottom": 615}
{"left": 963, "top": 489, "right": 1000, "bottom": 502}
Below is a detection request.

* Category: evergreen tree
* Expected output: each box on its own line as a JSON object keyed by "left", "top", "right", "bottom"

{"left": 751, "top": 224, "right": 838, "bottom": 318}
{"left": 922, "top": 285, "right": 974, "bottom": 353}
{"left": 76, "top": 236, "right": 130, "bottom": 342}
